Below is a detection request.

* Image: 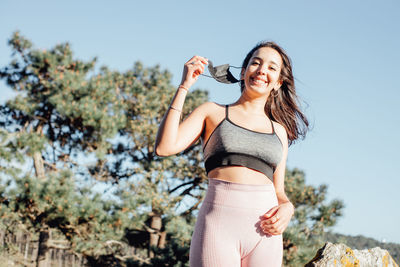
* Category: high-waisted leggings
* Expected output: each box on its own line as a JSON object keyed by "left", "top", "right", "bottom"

{"left": 189, "top": 178, "right": 283, "bottom": 267}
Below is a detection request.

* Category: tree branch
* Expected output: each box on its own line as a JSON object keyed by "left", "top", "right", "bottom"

{"left": 169, "top": 180, "right": 196, "bottom": 194}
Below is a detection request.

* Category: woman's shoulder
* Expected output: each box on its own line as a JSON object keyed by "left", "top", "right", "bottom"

{"left": 196, "top": 101, "right": 225, "bottom": 116}
{"left": 272, "top": 120, "right": 285, "bottom": 132}
{"left": 272, "top": 120, "right": 288, "bottom": 146}
{"left": 199, "top": 101, "right": 225, "bottom": 109}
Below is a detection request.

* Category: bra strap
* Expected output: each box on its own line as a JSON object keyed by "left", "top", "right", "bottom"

{"left": 269, "top": 118, "right": 275, "bottom": 134}
{"left": 225, "top": 105, "right": 229, "bottom": 119}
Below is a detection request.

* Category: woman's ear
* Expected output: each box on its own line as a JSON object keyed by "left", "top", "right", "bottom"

{"left": 275, "top": 79, "right": 283, "bottom": 90}
{"left": 240, "top": 68, "right": 245, "bottom": 80}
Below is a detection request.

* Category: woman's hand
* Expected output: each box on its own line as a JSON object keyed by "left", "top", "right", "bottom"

{"left": 260, "top": 202, "right": 294, "bottom": 235}
{"left": 180, "top": 55, "right": 208, "bottom": 89}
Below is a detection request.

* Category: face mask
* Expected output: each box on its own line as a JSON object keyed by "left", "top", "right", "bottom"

{"left": 204, "top": 60, "right": 240, "bottom": 84}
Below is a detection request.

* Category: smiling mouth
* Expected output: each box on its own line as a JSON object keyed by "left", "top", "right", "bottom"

{"left": 250, "top": 77, "right": 267, "bottom": 84}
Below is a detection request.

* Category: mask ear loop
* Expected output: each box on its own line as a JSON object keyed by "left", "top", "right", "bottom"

{"left": 199, "top": 73, "right": 214, "bottom": 79}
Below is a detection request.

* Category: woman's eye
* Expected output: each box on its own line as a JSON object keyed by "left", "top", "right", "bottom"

{"left": 251, "top": 61, "right": 260, "bottom": 65}
{"left": 269, "top": 67, "right": 276, "bottom": 71}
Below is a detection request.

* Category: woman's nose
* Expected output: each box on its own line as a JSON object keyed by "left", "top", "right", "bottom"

{"left": 257, "top": 66, "right": 267, "bottom": 75}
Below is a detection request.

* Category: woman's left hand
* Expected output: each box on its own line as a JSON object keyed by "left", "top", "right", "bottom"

{"left": 260, "top": 202, "right": 294, "bottom": 235}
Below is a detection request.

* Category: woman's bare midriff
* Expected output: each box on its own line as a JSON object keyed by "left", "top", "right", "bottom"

{"left": 208, "top": 166, "right": 274, "bottom": 185}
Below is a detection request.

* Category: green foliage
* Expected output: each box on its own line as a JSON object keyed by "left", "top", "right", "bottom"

{"left": 0, "top": 31, "right": 208, "bottom": 265}
{"left": 0, "top": 31, "right": 127, "bottom": 160}
{"left": 283, "top": 168, "right": 345, "bottom": 266}
{"left": 0, "top": 130, "right": 25, "bottom": 177}
{"left": 0, "top": 168, "right": 128, "bottom": 258}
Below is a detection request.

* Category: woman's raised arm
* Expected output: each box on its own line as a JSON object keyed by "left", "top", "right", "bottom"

{"left": 154, "top": 55, "right": 209, "bottom": 156}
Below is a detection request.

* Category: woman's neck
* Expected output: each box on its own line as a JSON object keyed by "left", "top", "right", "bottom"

{"left": 233, "top": 92, "right": 269, "bottom": 116}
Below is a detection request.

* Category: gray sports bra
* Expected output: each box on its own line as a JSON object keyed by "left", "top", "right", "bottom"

{"left": 201, "top": 105, "right": 283, "bottom": 181}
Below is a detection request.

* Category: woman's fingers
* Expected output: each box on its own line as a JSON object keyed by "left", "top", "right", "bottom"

{"left": 187, "top": 55, "right": 208, "bottom": 64}
{"left": 260, "top": 216, "right": 281, "bottom": 229}
{"left": 263, "top": 206, "right": 279, "bottom": 219}
{"left": 186, "top": 56, "right": 207, "bottom": 78}
{"left": 261, "top": 219, "right": 285, "bottom": 235}
{"left": 193, "top": 64, "right": 205, "bottom": 77}
{"left": 189, "top": 61, "right": 205, "bottom": 72}
{"left": 187, "top": 57, "right": 207, "bottom": 72}
{"left": 263, "top": 226, "right": 284, "bottom": 235}
{"left": 260, "top": 203, "right": 294, "bottom": 235}
{"left": 186, "top": 56, "right": 208, "bottom": 67}
{"left": 260, "top": 202, "right": 293, "bottom": 237}
{"left": 265, "top": 214, "right": 280, "bottom": 224}
{"left": 181, "top": 55, "right": 208, "bottom": 87}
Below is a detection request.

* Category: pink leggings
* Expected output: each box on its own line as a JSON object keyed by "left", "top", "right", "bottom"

{"left": 189, "top": 178, "right": 283, "bottom": 267}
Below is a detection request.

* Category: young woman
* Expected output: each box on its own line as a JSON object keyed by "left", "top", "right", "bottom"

{"left": 155, "top": 41, "right": 308, "bottom": 267}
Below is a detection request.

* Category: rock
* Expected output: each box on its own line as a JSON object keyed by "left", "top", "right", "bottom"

{"left": 305, "top": 242, "right": 399, "bottom": 267}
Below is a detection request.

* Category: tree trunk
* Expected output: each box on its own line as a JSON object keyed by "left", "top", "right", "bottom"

{"left": 33, "top": 151, "right": 45, "bottom": 179}
{"left": 36, "top": 226, "right": 51, "bottom": 267}
{"left": 33, "top": 125, "right": 51, "bottom": 267}
{"left": 158, "top": 231, "right": 166, "bottom": 248}
{"left": 148, "top": 213, "right": 162, "bottom": 258}
{"left": 33, "top": 125, "right": 45, "bottom": 180}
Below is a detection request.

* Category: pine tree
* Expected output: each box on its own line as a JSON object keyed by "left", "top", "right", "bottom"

{"left": 283, "top": 168, "right": 344, "bottom": 266}
{"left": 94, "top": 59, "right": 209, "bottom": 262}
{"left": 0, "top": 32, "right": 209, "bottom": 266}
{"left": 0, "top": 31, "right": 129, "bottom": 266}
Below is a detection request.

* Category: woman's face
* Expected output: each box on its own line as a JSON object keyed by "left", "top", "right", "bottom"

{"left": 242, "top": 47, "right": 283, "bottom": 96}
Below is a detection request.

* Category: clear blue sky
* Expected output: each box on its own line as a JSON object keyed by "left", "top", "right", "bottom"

{"left": 1, "top": 0, "right": 399, "bottom": 243}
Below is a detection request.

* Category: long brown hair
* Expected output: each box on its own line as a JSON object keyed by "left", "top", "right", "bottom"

{"left": 240, "top": 41, "right": 309, "bottom": 145}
